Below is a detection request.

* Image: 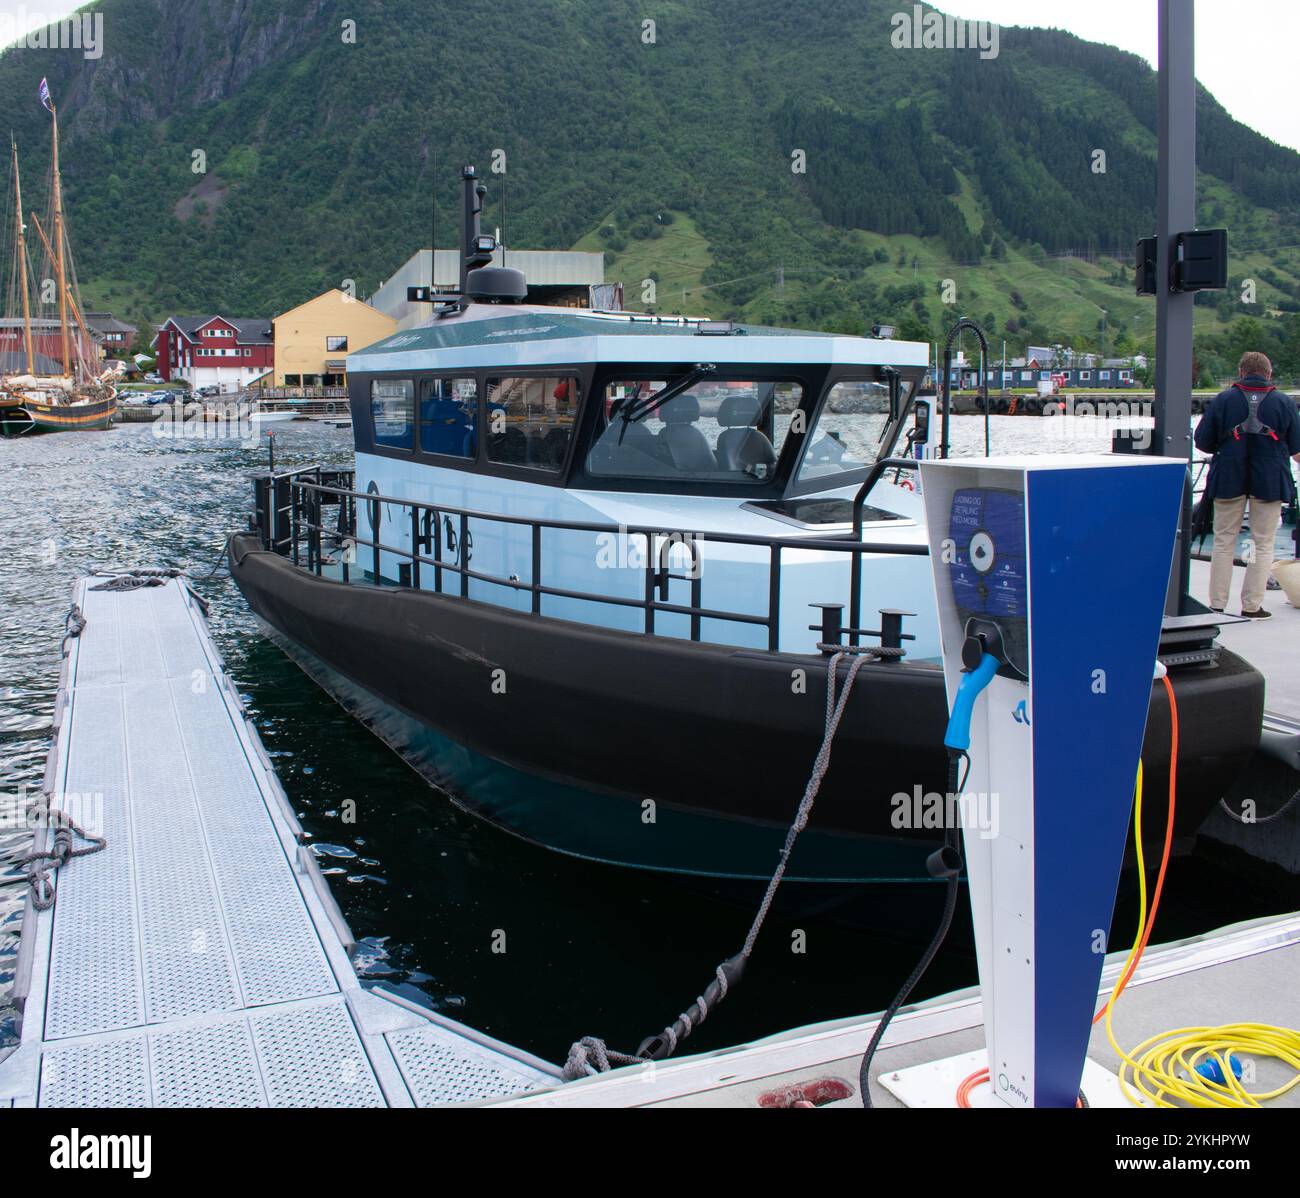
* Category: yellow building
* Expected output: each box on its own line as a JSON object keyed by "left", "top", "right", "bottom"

{"left": 271, "top": 289, "right": 398, "bottom": 387}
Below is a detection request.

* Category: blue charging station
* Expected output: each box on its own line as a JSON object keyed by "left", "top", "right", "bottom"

{"left": 886, "top": 454, "right": 1186, "bottom": 1108}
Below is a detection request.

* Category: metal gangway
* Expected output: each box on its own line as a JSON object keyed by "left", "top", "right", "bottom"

{"left": 0, "top": 574, "right": 559, "bottom": 1107}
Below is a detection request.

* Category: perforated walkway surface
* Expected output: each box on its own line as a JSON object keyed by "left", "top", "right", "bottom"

{"left": 0, "top": 576, "right": 558, "bottom": 1107}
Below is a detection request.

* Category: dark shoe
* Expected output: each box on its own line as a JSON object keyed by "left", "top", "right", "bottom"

{"left": 1211, "top": 606, "right": 1226, "bottom": 613}
{"left": 1240, "top": 607, "right": 1272, "bottom": 619}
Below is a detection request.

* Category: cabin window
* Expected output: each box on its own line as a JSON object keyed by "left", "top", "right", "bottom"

{"left": 796, "top": 380, "right": 903, "bottom": 485}
{"left": 588, "top": 378, "right": 802, "bottom": 482}
{"left": 371, "top": 379, "right": 415, "bottom": 450}
{"left": 326, "top": 336, "right": 349, "bottom": 352}
{"left": 419, "top": 377, "right": 478, "bottom": 459}
{"left": 485, "top": 375, "right": 578, "bottom": 470}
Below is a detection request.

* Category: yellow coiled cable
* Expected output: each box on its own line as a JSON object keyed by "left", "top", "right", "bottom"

{"left": 1103, "top": 703, "right": 1300, "bottom": 1108}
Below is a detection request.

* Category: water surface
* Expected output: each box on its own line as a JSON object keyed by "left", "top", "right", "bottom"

{"left": 0, "top": 416, "right": 1286, "bottom": 1063}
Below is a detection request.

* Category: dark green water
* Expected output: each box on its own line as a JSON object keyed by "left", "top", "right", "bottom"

{"left": 0, "top": 419, "right": 1289, "bottom": 1065}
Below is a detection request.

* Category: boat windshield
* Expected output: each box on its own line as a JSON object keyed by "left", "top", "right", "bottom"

{"left": 796, "top": 379, "right": 910, "bottom": 486}
{"left": 587, "top": 378, "right": 802, "bottom": 483}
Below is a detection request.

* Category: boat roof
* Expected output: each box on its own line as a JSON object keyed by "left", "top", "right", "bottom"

{"left": 346, "top": 305, "right": 929, "bottom": 373}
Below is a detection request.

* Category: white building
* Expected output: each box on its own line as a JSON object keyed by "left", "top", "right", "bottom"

{"left": 368, "top": 249, "right": 609, "bottom": 330}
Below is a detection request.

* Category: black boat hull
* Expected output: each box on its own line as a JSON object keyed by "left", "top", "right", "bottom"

{"left": 229, "top": 532, "right": 1264, "bottom": 882}
{"left": 2, "top": 395, "right": 117, "bottom": 433}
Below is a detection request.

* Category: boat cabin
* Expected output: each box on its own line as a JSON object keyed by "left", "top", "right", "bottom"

{"left": 265, "top": 165, "right": 939, "bottom": 659}
{"left": 339, "top": 304, "right": 937, "bottom": 657}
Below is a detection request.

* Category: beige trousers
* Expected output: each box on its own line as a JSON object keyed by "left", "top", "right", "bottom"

{"left": 1210, "top": 496, "right": 1284, "bottom": 611}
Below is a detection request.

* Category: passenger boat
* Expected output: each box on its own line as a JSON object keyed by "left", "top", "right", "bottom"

{"left": 227, "top": 168, "right": 1265, "bottom": 883}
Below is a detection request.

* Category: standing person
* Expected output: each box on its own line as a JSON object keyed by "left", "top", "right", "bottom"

{"left": 1194, "top": 352, "right": 1300, "bottom": 619}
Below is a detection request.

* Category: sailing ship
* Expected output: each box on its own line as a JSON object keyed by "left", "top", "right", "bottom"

{"left": 1, "top": 80, "right": 116, "bottom": 435}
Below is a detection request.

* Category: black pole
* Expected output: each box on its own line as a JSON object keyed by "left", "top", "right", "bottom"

{"left": 940, "top": 346, "right": 952, "bottom": 459}
{"left": 1153, "top": 0, "right": 1196, "bottom": 614}
{"left": 940, "top": 317, "right": 990, "bottom": 460}
{"left": 459, "top": 164, "right": 481, "bottom": 297}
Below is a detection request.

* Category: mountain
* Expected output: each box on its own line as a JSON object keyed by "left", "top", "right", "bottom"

{"left": 2, "top": 0, "right": 1298, "bottom": 378}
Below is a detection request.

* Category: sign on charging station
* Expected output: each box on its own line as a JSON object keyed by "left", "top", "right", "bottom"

{"left": 910, "top": 454, "right": 1185, "bottom": 1107}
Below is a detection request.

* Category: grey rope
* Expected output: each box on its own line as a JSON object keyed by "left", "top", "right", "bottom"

{"left": 1218, "top": 787, "right": 1300, "bottom": 825}
{"left": 562, "top": 650, "right": 869, "bottom": 1080}
{"left": 90, "top": 568, "right": 185, "bottom": 579}
{"left": 194, "top": 533, "right": 235, "bottom": 581}
{"left": 741, "top": 651, "right": 868, "bottom": 957}
{"left": 62, "top": 603, "right": 86, "bottom": 647}
{"left": 84, "top": 568, "right": 213, "bottom": 622}
{"left": 89, "top": 574, "right": 170, "bottom": 592}
{"left": 21, "top": 802, "right": 107, "bottom": 911}
{"left": 562, "top": 1037, "right": 644, "bottom": 1079}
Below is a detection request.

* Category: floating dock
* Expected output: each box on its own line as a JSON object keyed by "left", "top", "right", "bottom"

{"left": 1187, "top": 557, "right": 1300, "bottom": 875}
{"left": 1, "top": 571, "right": 1296, "bottom": 1109}
{"left": 1187, "top": 558, "right": 1300, "bottom": 723}
{"left": 493, "top": 913, "right": 1300, "bottom": 1108}
{"left": 0, "top": 575, "right": 558, "bottom": 1108}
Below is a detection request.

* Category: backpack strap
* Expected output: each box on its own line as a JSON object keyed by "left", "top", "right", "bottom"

{"left": 1229, "top": 384, "right": 1280, "bottom": 443}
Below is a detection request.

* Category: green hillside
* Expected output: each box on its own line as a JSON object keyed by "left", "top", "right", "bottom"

{"left": 2, "top": 0, "right": 1298, "bottom": 378}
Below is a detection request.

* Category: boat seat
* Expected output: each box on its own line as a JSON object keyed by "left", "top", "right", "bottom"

{"left": 489, "top": 426, "right": 529, "bottom": 465}
{"left": 715, "top": 394, "right": 776, "bottom": 474}
{"left": 534, "top": 426, "right": 571, "bottom": 469}
{"left": 657, "top": 395, "right": 716, "bottom": 472}
{"left": 594, "top": 416, "right": 664, "bottom": 472}
{"left": 419, "top": 398, "right": 475, "bottom": 458}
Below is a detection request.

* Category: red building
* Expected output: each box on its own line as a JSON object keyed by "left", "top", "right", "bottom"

{"left": 0, "top": 318, "right": 100, "bottom": 376}
{"left": 153, "top": 315, "right": 274, "bottom": 393}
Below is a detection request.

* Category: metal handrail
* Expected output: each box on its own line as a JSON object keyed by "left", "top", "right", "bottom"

{"left": 296, "top": 473, "right": 928, "bottom": 558}
{"left": 259, "top": 468, "right": 929, "bottom": 656}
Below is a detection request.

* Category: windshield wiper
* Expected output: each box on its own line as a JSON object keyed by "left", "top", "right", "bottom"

{"left": 618, "top": 363, "right": 716, "bottom": 433}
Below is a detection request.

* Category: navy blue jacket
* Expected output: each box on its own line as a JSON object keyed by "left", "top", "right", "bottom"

{"left": 1193, "top": 376, "right": 1300, "bottom": 503}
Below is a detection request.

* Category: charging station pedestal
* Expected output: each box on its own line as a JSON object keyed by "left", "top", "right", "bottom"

{"left": 882, "top": 454, "right": 1185, "bottom": 1109}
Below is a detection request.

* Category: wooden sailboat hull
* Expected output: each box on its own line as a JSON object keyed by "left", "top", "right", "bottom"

{"left": 19, "top": 395, "right": 117, "bottom": 432}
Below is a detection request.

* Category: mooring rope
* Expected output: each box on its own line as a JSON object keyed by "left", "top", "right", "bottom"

{"left": 562, "top": 650, "right": 870, "bottom": 1080}
{"left": 742, "top": 651, "right": 869, "bottom": 958}
{"left": 21, "top": 801, "right": 107, "bottom": 912}
{"left": 194, "top": 533, "right": 235, "bottom": 581}
{"left": 1219, "top": 787, "right": 1300, "bottom": 825}
{"left": 62, "top": 603, "right": 86, "bottom": 647}
{"left": 88, "top": 568, "right": 184, "bottom": 593}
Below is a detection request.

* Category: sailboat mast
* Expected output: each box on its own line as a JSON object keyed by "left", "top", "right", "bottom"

{"left": 11, "top": 140, "right": 35, "bottom": 375}
{"left": 51, "top": 105, "right": 71, "bottom": 376}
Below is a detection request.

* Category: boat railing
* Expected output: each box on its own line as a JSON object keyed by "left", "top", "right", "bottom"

{"left": 251, "top": 467, "right": 929, "bottom": 656}
{"left": 246, "top": 386, "right": 349, "bottom": 401}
